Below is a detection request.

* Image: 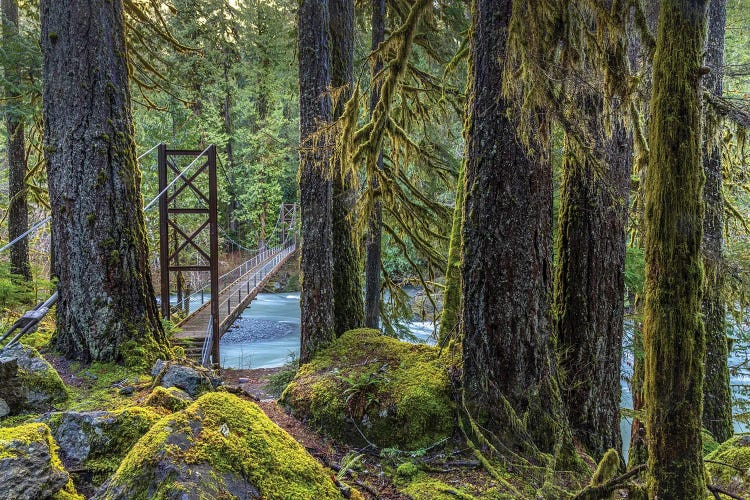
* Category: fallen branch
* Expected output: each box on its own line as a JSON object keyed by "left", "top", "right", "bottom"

{"left": 572, "top": 464, "right": 646, "bottom": 500}
{"left": 707, "top": 484, "right": 745, "bottom": 500}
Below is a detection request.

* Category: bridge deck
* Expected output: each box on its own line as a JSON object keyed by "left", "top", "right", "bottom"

{"left": 174, "top": 245, "right": 296, "bottom": 344}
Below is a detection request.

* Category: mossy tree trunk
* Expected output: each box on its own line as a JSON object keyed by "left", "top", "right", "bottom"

{"left": 2, "top": 0, "right": 31, "bottom": 280}
{"left": 438, "top": 163, "right": 464, "bottom": 344}
{"left": 364, "top": 0, "right": 385, "bottom": 330}
{"left": 701, "top": 0, "right": 732, "bottom": 445}
{"left": 330, "top": 0, "right": 364, "bottom": 335}
{"left": 643, "top": 0, "right": 709, "bottom": 496}
{"left": 298, "top": 0, "right": 335, "bottom": 363}
{"left": 556, "top": 94, "right": 631, "bottom": 460}
{"left": 461, "top": 0, "right": 562, "bottom": 454}
{"left": 40, "top": 0, "right": 168, "bottom": 364}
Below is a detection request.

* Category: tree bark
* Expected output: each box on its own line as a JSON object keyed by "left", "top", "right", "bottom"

{"left": 701, "top": 0, "right": 732, "bottom": 445}
{"left": 364, "top": 0, "right": 385, "bottom": 330}
{"left": 298, "top": 0, "right": 335, "bottom": 363}
{"left": 556, "top": 96, "right": 631, "bottom": 460}
{"left": 41, "top": 0, "right": 168, "bottom": 364}
{"left": 2, "top": 0, "right": 30, "bottom": 280}
{"left": 461, "top": 0, "right": 561, "bottom": 454}
{"left": 330, "top": 0, "right": 364, "bottom": 335}
{"left": 644, "top": 0, "right": 709, "bottom": 496}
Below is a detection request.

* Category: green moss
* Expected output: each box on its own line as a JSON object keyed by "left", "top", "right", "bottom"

{"left": 396, "top": 470, "right": 475, "bottom": 500}
{"left": 63, "top": 362, "right": 150, "bottom": 412}
{"left": 0, "top": 423, "right": 83, "bottom": 499}
{"left": 702, "top": 428, "right": 720, "bottom": 456}
{"left": 100, "top": 392, "right": 347, "bottom": 499}
{"left": 705, "top": 434, "right": 750, "bottom": 495}
{"left": 143, "top": 386, "right": 192, "bottom": 413}
{"left": 281, "top": 328, "right": 456, "bottom": 451}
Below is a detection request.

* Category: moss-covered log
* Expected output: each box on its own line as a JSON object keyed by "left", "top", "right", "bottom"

{"left": 643, "top": 0, "right": 710, "bottom": 496}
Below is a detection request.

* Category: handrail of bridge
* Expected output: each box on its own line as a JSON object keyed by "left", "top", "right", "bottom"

{"left": 200, "top": 314, "right": 214, "bottom": 367}
{"left": 196, "top": 242, "right": 296, "bottom": 366}
{"left": 174, "top": 245, "right": 284, "bottom": 314}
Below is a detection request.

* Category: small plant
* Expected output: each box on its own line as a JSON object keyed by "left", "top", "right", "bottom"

{"left": 336, "top": 452, "right": 364, "bottom": 480}
{"left": 264, "top": 352, "right": 299, "bottom": 397}
{"left": 337, "top": 363, "right": 388, "bottom": 419}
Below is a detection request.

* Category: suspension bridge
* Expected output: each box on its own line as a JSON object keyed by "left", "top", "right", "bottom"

{"left": 0, "top": 144, "right": 299, "bottom": 369}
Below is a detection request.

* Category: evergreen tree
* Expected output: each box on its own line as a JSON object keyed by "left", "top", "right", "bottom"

{"left": 461, "top": 0, "right": 563, "bottom": 455}
{"left": 364, "top": 0, "right": 386, "bottom": 330}
{"left": 701, "top": 0, "right": 732, "bottom": 444}
{"left": 330, "top": 0, "right": 364, "bottom": 335}
{"left": 298, "top": 0, "right": 335, "bottom": 363}
{"left": 40, "top": 0, "right": 168, "bottom": 364}
{"left": 643, "top": 0, "right": 709, "bottom": 496}
{"left": 556, "top": 88, "right": 631, "bottom": 460}
{"left": 1, "top": 0, "right": 30, "bottom": 280}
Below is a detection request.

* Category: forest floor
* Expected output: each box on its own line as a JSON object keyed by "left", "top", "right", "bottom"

{"left": 222, "top": 367, "right": 493, "bottom": 499}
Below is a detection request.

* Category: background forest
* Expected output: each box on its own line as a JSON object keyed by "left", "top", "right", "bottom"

{"left": 1, "top": 0, "right": 750, "bottom": 498}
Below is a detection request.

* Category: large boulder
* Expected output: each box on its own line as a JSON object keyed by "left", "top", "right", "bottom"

{"left": 280, "top": 328, "right": 456, "bottom": 451}
{"left": 705, "top": 434, "right": 750, "bottom": 497}
{"left": 0, "top": 422, "right": 81, "bottom": 499}
{"left": 39, "top": 407, "right": 162, "bottom": 484}
{"left": 151, "top": 359, "right": 215, "bottom": 398}
{"left": 93, "top": 392, "right": 352, "bottom": 499}
{"left": 0, "top": 344, "right": 67, "bottom": 414}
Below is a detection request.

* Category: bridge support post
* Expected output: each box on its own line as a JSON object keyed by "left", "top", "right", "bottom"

{"left": 158, "top": 144, "right": 220, "bottom": 367}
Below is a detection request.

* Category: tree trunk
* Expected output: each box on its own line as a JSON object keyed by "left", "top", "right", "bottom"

{"left": 461, "top": 0, "right": 561, "bottom": 454}
{"left": 40, "top": 0, "right": 168, "bottom": 364}
{"left": 701, "top": 0, "right": 732, "bottom": 444}
{"left": 364, "top": 0, "right": 385, "bottom": 329}
{"left": 438, "top": 163, "right": 464, "bottom": 344}
{"left": 644, "top": 0, "right": 709, "bottom": 496}
{"left": 298, "top": 0, "right": 335, "bottom": 363}
{"left": 2, "top": 0, "right": 31, "bottom": 280}
{"left": 330, "top": 0, "right": 364, "bottom": 335}
{"left": 556, "top": 95, "right": 631, "bottom": 460}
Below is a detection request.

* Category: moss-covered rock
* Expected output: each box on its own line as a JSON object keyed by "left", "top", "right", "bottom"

{"left": 705, "top": 434, "right": 750, "bottom": 497}
{"left": 0, "top": 344, "right": 67, "bottom": 414}
{"left": 280, "top": 328, "right": 456, "bottom": 451}
{"left": 40, "top": 407, "right": 161, "bottom": 485}
{"left": 150, "top": 359, "right": 216, "bottom": 398}
{"left": 143, "top": 386, "right": 193, "bottom": 413}
{"left": 93, "top": 392, "right": 350, "bottom": 499}
{"left": 0, "top": 422, "right": 82, "bottom": 499}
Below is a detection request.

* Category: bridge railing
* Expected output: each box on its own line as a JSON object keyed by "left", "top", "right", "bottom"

{"left": 198, "top": 242, "right": 296, "bottom": 367}
{"left": 174, "top": 245, "right": 284, "bottom": 315}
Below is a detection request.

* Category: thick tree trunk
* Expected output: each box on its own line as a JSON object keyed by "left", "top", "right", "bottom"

{"left": 462, "top": 0, "right": 561, "bottom": 454}
{"left": 364, "top": 0, "right": 385, "bottom": 330}
{"left": 701, "top": 0, "right": 732, "bottom": 444}
{"left": 2, "top": 0, "right": 30, "bottom": 280}
{"left": 298, "top": 0, "right": 335, "bottom": 363}
{"left": 556, "top": 97, "right": 631, "bottom": 460}
{"left": 330, "top": 0, "right": 364, "bottom": 335}
{"left": 644, "top": 0, "right": 709, "bottom": 496}
{"left": 41, "top": 0, "right": 168, "bottom": 364}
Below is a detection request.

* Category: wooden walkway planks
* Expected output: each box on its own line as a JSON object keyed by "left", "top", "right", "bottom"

{"left": 174, "top": 245, "right": 297, "bottom": 345}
